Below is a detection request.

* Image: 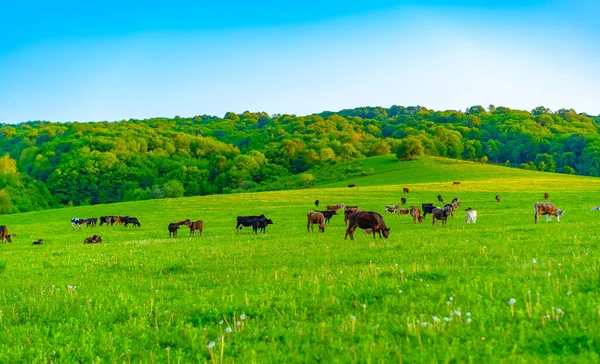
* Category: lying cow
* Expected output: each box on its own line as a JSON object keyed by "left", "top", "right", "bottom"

{"left": 466, "top": 210, "right": 477, "bottom": 224}
{"left": 345, "top": 211, "right": 390, "bottom": 240}
{"left": 0, "top": 226, "right": 15, "bottom": 243}
{"left": 307, "top": 212, "right": 326, "bottom": 232}
{"left": 83, "top": 235, "right": 102, "bottom": 244}
{"left": 186, "top": 220, "right": 203, "bottom": 237}
{"left": 432, "top": 205, "right": 453, "bottom": 227}
{"left": 71, "top": 218, "right": 85, "bottom": 230}
{"left": 32, "top": 239, "right": 44, "bottom": 245}
{"left": 534, "top": 202, "right": 564, "bottom": 224}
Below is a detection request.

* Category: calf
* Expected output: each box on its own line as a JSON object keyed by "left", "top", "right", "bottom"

{"left": 315, "top": 210, "right": 337, "bottom": 223}
{"left": 186, "top": 220, "right": 203, "bottom": 237}
{"left": 32, "top": 239, "right": 44, "bottom": 245}
{"left": 397, "top": 208, "right": 410, "bottom": 215}
{"left": 83, "top": 235, "right": 102, "bottom": 244}
{"left": 403, "top": 187, "right": 409, "bottom": 193}
{"left": 253, "top": 218, "right": 273, "bottom": 234}
{"left": 86, "top": 218, "right": 98, "bottom": 227}
{"left": 168, "top": 223, "right": 180, "bottom": 237}
{"left": 410, "top": 206, "right": 422, "bottom": 224}
{"left": 466, "top": 210, "right": 477, "bottom": 224}
{"left": 465, "top": 207, "right": 473, "bottom": 211}
{"left": 345, "top": 211, "right": 390, "bottom": 240}
{"left": 495, "top": 195, "right": 501, "bottom": 202}
{"left": 0, "top": 226, "right": 15, "bottom": 243}
{"left": 71, "top": 218, "right": 85, "bottom": 230}
{"left": 534, "top": 202, "right": 564, "bottom": 224}
{"left": 401, "top": 197, "right": 407, "bottom": 205}
{"left": 307, "top": 212, "right": 326, "bottom": 232}
{"left": 385, "top": 205, "right": 399, "bottom": 214}
{"left": 543, "top": 193, "right": 549, "bottom": 200}
{"left": 432, "top": 205, "right": 453, "bottom": 227}
{"left": 421, "top": 203, "right": 436, "bottom": 218}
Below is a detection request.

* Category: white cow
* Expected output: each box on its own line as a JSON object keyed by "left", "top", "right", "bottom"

{"left": 465, "top": 210, "right": 477, "bottom": 224}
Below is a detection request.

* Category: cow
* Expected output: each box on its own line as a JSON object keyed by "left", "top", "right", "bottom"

{"left": 186, "top": 220, "right": 203, "bottom": 237}
{"left": 432, "top": 205, "right": 453, "bottom": 227}
{"left": 307, "top": 212, "right": 326, "bottom": 232}
{"left": 495, "top": 195, "right": 501, "bottom": 202}
{"left": 86, "top": 218, "right": 98, "bottom": 227}
{"left": 348, "top": 184, "right": 356, "bottom": 188}
{"left": 453, "top": 181, "right": 461, "bottom": 185}
{"left": 410, "top": 206, "right": 422, "bottom": 224}
{"left": 543, "top": 193, "right": 549, "bottom": 200}
{"left": 0, "top": 226, "right": 14, "bottom": 243}
{"left": 344, "top": 207, "right": 361, "bottom": 226}
{"left": 123, "top": 217, "right": 141, "bottom": 227}
{"left": 32, "top": 239, "right": 44, "bottom": 245}
{"left": 83, "top": 235, "right": 102, "bottom": 244}
{"left": 71, "top": 218, "right": 85, "bottom": 230}
{"left": 437, "top": 195, "right": 444, "bottom": 203}
{"left": 534, "top": 202, "right": 564, "bottom": 224}
{"left": 327, "top": 203, "right": 345, "bottom": 211}
{"left": 403, "top": 188, "right": 409, "bottom": 193}
{"left": 397, "top": 208, "right": 410, "bottom": 215}
{"left": 385, "top": 205, "right": 399, "bottom": 214}
{"left": 422, "top": 203, "right": 436, "bottom": 218}
{"left": 168, "top": 223, "right": 180, "bottom": 238}
{"left": 315, "top": 200, "right": 319, "bottom": 208}
{"left": 401, "top": 197, "right": 407, "bottom": 205}
{"left": 465, "top": 207, "right": 473, "bottom": 211}
{"left": 253, "top": 218, "right": 273, "bottom": 234}
{"left": 466, "top": 210, "right": 477, "bottom": 224}
{"left": 451, "top": 198, "right": 461, "bottom": 209}
{"left": 99, "top": 216, "right": 113, "bottom": 226}
{"left": 345, "top": 211, "right": 390, "bottom": 240}
{"left": 236, "top": 215, "right": 267, "bottom": 234}
{"left": 591, "top": 206, "right": 600, "bottom": 211}
{"left": 315, "top": 210, "right": 337, "bottom": 223}
{"left": 444, "top": 204, "right": 455, "bottom": 219}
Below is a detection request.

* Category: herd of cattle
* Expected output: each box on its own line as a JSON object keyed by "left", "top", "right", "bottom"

{"left": 0, "top": 190, "right": 569, "bottom": 245}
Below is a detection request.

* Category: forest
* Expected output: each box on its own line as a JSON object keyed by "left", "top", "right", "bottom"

{"left": 0, "top": 105, "right": 598, "bottom": 213}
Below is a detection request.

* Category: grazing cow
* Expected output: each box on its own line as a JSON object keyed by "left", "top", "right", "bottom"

{"left": 453, "top": 181, "right": 461, "bottom": 185}
{"left": 421, "top": 203, "right": 436, "bottom": 218}
{"left": 465, "top": 207, "right": 473, "bottom": 211}
{"left": 327, "top": 203, "right": 345, "bottom": 211}
{"left": 186, "top": 220, "right": 204, "bottom": 237}
{"left": 123, "top": 217, "right": 141, "bottom": 227}
{"left": 99, "top": 216, "right": 113, "bottom": 226}
{"left": 466, "top": 210, "right": 477, "bottom": 224}
{"left": 385, "top": 205, "right": 399, "bottom": 214}
{"left": 71, "top": 218, "right": 85, "bottom": 230}
{"left": 401, "top": 197, "right": 407, "bottom": 205}
{"left": 344, "top": 207, "right": 361, "bottom": 226}
{"left": 410, "top": 206, "right": 422, "bottom": 224}
{"left": 0, "top": 226, "right": 14, "bottom": 243}
{"left": 348, "top": 184, "right": 356, "bottom": 188}
{"left": 345, "top": 212, "right": 390, "bottom": 240}
{"left": 315, "top": 200, "right": 319, "bottom": 208}
{"left": 397, "top": 208, "right": 410, "bottom": 215}
{"left": 307, "top": 212, "right": 326, "bottom": 232}
{"left": 86, "top": 218, "right": 98, "bottom": 227}
{"left": 314, "top": 210, "right": 337, "bottom": 223}
{"left": 83, "top": 235, "right": 102, "bottom": 244}
{"left": 495, "top": 195, "right": 501, "bottom": 202}
{"left": 403, "top": 188, "right": 409, "bottom": 193}
{"left": 32, "top": 239, "right": 44, "bottom": 245}
{"left": 451, "top": 197, "right": 461, "bottom": 209}
{"left": 253, "top": 218, "right": 273, "bottom": 234}
{"left": 534, "top": 202, "right": 564, "bottom": 224}
{"left": 432, "top": 205, "right": 453, "bottom": 227}
{"left": 543, "top": 193, "right": 549, "bottom": 200}
{"left": 236, "top": 215, "right": 268, "bottom": 234}
{"left": 168, "top": 223, "right": 180, "bottom": 237}
{"left": 437, "top": 195, "right": 444, "bottom": 203}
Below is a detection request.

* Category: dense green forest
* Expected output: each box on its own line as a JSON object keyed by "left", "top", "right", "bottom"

{"left": 0, "top": 105, "right": 598, "bottom": 213}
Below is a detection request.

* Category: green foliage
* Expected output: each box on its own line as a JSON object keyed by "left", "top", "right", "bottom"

{"left": 395, "top": 136, "right": 425, "bottom": 160}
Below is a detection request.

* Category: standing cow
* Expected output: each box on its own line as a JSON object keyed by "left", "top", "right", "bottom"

{"left": 432, "top": 205, "right": 453, "bottom": 227}
{"left": 401, "top": 197, "right": 407, "bottom": 205}
{"left": 410, "top": 206, "right": 422, "bottom": 224}
{"left": 307, "top": 212, "right": 326, "bottom": 232}
{"left": 466, "top": 210, "right": 477, "bottom": 224}
{"left": 345, "top": 212, "right": 390, "bottom": 240}
{"left": 495, "top": 195, "right": 501, "bottom": 202}
{"left": 437, "top": 195, "right": 444, "bottom": 203}
{"left": 534, "top": 202, "right": 564, "bottom": 224}
{"left": 403, "top": 188, "right": 409, "bottom": 193}
{"left": 186, "top": 220, "right": 203, "bottom": 237}
{"left": 543, "top": 193, "right": 549, "bottom": 200}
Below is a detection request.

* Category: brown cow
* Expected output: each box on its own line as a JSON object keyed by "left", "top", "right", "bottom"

{"left": 401, "top": 197, "right": 407, "bottom": 205}
{"left": 385, "top": 205, "right": 399, "bottom": 214}
{"left": 345, "top": 211, "right": 390, "bottom": 240}
{"left": 403, "top": 188, "right": 409, "bottom": 193}
{"left": 344, "top": 207, "right": 361, "bottom": 226}
{"left": 327, "top": 203, "right": 344, "bottom": 211}
{"left": 543, "top": 193, "right": 549, "bottom": 200}
{"left": 397, "top": 208, "right": 410, "bottom": 215}
{"left": 83, "top": 235, "right": 102, "bottom": 244}
{"left": 453, "top": 181, "right": 461, "bottom": 185}
{"left": 534, "top": 202, "right": 564, "bottom": 224}
{"left": 0, "top": 226, "right": 15, "bottom": 243}
{"left": 307, "top": 212, "right": 326, "bottom": 232}
{"left": 186, "top": 220, "right": 204, "bottom": 237}
{"left": 410, "top": 206, "right": 422, "bottom": 224}
{"left": 495, "top": 195, "right": 501, "bottom": 202}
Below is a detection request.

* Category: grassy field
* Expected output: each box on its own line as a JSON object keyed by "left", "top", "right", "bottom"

{"left": 1, "top": 156, "right": 600, "bottom": 362}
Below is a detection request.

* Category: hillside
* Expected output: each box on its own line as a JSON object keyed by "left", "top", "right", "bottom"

{"left": 0, "top": 157, "right": 599, "bottom": 361}
{"left": 0, "top": 104, "right": 599, "bottom": 213}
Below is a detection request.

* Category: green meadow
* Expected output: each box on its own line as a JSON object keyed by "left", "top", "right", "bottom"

{"left": 1, "top": 156, "right": 600, "bottom": 362}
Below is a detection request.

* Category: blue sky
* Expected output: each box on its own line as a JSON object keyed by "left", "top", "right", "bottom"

{"left": 0, "top": 0, "right": 598, "bottom": 123}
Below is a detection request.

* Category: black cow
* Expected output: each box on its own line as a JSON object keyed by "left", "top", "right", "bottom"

{"left": 345, "top": 211, "right": 390, "bottom": 240}
{"left": 315, "top": 210, "right": 337, "bottom": 223}
{"left": 168, "top": 223, "right": 179, "bottom": 238}
{"left": 236, "top": 215, "right": 268, "bottom": 234}
{"left": 432, "top": 205, "right": 453, "bottom": 227}
{"left": 437, "top": 195, "right": 444, "bottom": 203}
{"left": 86, "top": 218, "right": 98, "bottom": 227}
{"left": 421, "top": 203, "right": 436, "bottom": 218}
{"left": 32, "top": 239, "right": 44, "bottom": 245}
{"left": 315, "top": 199, "right": 320, "bottom": 208}
{"left": 123, "top": 217, "right": 141, "bottom": 227}
{"left": 253, "top": 218, "right": 273, "bottom": 234}
{"left": 99, "top": 216, "right": 114, "bottom": 226}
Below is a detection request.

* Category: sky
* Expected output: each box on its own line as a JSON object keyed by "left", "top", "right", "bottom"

{"left": 0, "top": 0, "right": 599, "bottom": 123}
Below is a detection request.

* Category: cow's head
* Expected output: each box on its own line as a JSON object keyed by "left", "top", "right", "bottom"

{"left": 5, "top": 234, "right": 13, "bottom": 243}
{"left": 265, "top": 219, "right": 273, "bottom": 225}
{"left": 382, "top": 227, "right": 391, "bottom": 238}
{"left": 318, "top": 224, "right": 325, "bottom": 233}
{"left": 557, "top": 209, "right": 564, "bottom": 217}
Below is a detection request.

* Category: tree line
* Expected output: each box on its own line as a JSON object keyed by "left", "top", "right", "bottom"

{"left": 0, "top": 105, "right": 598, "bottom": 213}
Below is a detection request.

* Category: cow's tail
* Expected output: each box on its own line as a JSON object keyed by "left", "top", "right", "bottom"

{"left": 534, "top": 204, "right": 538, "bottom": 223}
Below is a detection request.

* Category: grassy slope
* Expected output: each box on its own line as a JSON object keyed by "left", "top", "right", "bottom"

{"left": 0, "top": 156, "right": 599, "bottom": 362}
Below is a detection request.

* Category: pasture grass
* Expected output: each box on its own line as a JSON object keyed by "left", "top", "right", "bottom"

{"left": 1, "top": 156, "right": 600, "bottom": 362}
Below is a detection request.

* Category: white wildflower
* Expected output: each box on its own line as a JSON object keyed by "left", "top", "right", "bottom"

{"left": 509, "top": 298, "right": 516, "bottom": 306}
{"left": 432, "top": 316, "right": 441, "bottom": 323}
{"left": 240, "top": 314, "right": 246, "bottom": 320}
{"left": 225, "top": 327, "right": 232, "bottom": 333}
{"left": 467, "top": 318, "right": 472, "bottom": 324}
{"left": 207, "top": 341, "right": 215, "bottom": 350}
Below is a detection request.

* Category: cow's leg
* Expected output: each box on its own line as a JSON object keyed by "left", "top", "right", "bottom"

{"left": 556, "top": 214, "right": 560, "bottom": 222}
{"left": 546, "top": 214, "right": 550, "bottom": 222}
